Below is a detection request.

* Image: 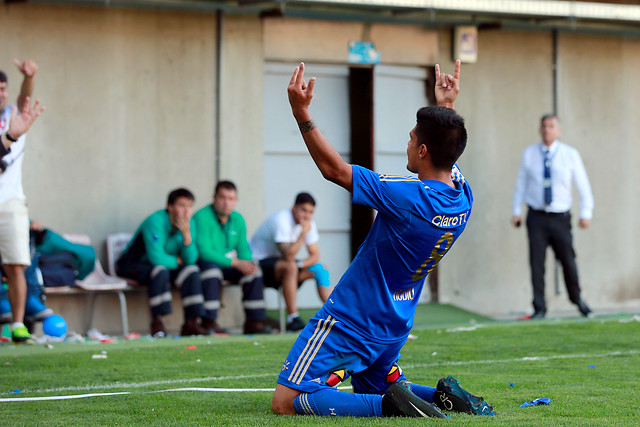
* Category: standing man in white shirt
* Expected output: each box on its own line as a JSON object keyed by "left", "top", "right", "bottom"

{"left": 512, "top": 114, "right": 593, "bottom": 319}
{"left": 250, "top": 192, "right": 332, "bottom": 331}
{"left": 0, "top": 59, "right": 44, "bottom": 344}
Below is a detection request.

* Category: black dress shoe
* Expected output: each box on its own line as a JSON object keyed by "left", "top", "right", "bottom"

{"left": 181, "top": 318, "right": 209, "bottom": 336}
{"left": 577, "top": 300, "right": 593, "bottom": 317}
{"left": 244, "top": 320, "right": 274, "bottom": 334}
{"left": 530, "top": 310, "right": 546, "bottom": 320}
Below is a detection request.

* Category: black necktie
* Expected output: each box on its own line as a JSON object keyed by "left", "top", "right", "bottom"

{"left": 543, "top": 148, "right": 552, "bottom": 206}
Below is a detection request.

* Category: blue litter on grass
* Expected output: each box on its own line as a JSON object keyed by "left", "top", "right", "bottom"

{"left": 521, "top": 398, "right": 550, "bottom": 407}
{"left": 509, "top": 382, "right": 515, "bottom": 386}
{"left": 588, "top": 365, "right": 595, "bottom": 368}
{"left": 9, "top": 390, "right": 21, "bottom": 394}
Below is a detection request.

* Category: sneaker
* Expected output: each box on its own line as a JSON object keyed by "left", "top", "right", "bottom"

{"left": 434, "top": 376, "right": 496, "bottom": 416}
{"left": 286, "top": 316, "right": 306, "bottom": 331}
{"left": 382, "top": 381, "right": 448, "bottom": 418}
{"left": 11, "top": 325, "right": 35, "bottom": 345}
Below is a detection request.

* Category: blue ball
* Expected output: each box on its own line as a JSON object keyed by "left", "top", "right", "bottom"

{"left": 43, "top": 314, "right": 67, "bottom": 337}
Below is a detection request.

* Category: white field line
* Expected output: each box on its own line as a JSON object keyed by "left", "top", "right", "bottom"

{"left": 1, "top": 392, "right": 131, "bottom": 402}
{"left": 401, "top": 349, "right": 640, "bottom": 370}
{"left": 402, "top": 350, "right": 640, "bottom": 369}
{"left": 27, "top": 373, "right": 275, "bottom": 394}
{"left": 2, "top": 349, "right": 638, "bottom": 402}
{"left": 0, "top": 387, "right": 352, "bottom": 403}
{"left": 150, "top": 386, "right": 353, "bottom": 393}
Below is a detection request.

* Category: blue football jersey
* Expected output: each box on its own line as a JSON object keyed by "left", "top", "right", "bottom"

{"left": 323, "top": 164, "right": 473, "bottom": 343}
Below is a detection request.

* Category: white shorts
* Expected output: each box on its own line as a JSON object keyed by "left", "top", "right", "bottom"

{"left": 0, "top": 198, "right": 31, "bottom": 266}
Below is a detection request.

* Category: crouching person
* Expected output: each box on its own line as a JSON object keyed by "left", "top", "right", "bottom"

{"left": 116, "top": 188, "right": 207, "bottom": 337}
{"left": 194, "top": 181, "right": 272, "bottom": 335}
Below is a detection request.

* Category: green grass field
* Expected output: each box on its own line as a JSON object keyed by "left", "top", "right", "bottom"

{"left": 2, "top": 304, "right": 639, "bottom": 425}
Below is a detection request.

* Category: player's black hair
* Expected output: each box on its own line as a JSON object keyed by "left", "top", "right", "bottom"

{"left": 415, "top": 106, "right": 467, "bottom": 170}
{"left": 215, "top": 180, "right": 237, "bottom": 195}
{"left": 294, "top": 192, "right": 316, "bottom": 206}
{"left": 0, "top": 71, "right": 7, "bottom": 83}
{"left": 540, "top": 113, "right": 559, "bottom": 123}
{"left": 167, "top": 188, "right": 195, "bottom": 205}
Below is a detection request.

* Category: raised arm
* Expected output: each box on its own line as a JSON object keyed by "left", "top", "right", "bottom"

{"left": 434, "top": 60, "right": 461, "bottom": 110}
{"left": 14, "top": 59, "right": 38, "bottom": 112}
{"left": 287, "top": 62, "right": 353, "bottom": 192}
{"left": 1, "top": 96, "right": 45, "bottom": 150}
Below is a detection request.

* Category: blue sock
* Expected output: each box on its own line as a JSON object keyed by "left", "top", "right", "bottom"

{"left": 294, "top": 388, "right": 383, "bottom": 417}
{"left": 407, "top": 382, "right": 436, "bottom": 403}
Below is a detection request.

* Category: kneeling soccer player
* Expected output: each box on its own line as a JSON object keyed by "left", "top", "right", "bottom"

{"left": 271, "top": 61, "right": 495, "bottom": 418}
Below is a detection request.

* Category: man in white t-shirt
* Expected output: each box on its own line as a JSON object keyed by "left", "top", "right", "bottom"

{"left": 250, "top": 192, "right": 332, "bottom": 331}
{"left": 0, "top": 59, "right": 44, "bottom": 344}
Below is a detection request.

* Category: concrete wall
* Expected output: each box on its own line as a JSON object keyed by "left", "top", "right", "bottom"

{"left": 219, "top": 15, "right": 265, "bottom": 233}
{"left": 558, "top": 34, "right": 640, "bottom": 304}
{"left": 264, "top": 18, "right": 437, "bottom": 65}
{"left": 437, "top": 28, "right": 640, "bottom": 316}
{"left": 0, "top": 4, "right": 218, "bottom": 255}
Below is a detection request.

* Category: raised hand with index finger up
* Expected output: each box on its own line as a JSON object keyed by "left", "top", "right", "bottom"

{"left": 287, "top": 62, "right": 316, "bottom": 123}
{"left": 435, "top": 59, "right": 461, "bottom": 110}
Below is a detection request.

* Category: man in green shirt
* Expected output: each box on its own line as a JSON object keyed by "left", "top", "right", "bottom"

{"left": 195, "top": 181, "right": 271, "bottom": 334}
{"left": 116, "top": 188, "right": 207, "bottom": 337}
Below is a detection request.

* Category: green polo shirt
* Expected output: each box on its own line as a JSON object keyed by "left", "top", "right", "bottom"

{"left": 194, "top": 205, "right": 253, "bottom": 268}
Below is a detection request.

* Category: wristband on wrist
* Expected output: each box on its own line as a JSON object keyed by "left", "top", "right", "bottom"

{"left": 5, "top": 132, "right": 17, "bottom": 142}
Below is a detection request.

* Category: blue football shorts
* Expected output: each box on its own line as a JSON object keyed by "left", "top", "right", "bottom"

{"left": 277, "top": 307, "right": 407, "bottom": 395}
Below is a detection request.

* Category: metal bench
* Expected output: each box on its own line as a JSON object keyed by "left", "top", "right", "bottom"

{"left": 106, "top": 233, "right": 286, "bottom": 333}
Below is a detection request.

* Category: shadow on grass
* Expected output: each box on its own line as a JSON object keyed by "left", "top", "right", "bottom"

{"left": 268, "top": 303, "right": 496, "bottom": 331}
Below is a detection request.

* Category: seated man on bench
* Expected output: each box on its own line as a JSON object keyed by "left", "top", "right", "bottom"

{"left": 250, "top": 192, "right": 332, "bottom": 331}
{"left": 116, "top": 188, "right": 207, "bottom": 337}
{"left": 194, "top": 180, "right": 272, "bottom": 335}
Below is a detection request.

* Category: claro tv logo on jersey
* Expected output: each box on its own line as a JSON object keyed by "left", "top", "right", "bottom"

{"left": 431, "top": 211, "right": 469, "bottom": 227}
{"left": 393, "top": 287, "right": 416, "bottom": 301}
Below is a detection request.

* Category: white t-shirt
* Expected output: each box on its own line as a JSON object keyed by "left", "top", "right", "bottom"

{"left": 0, "top": 105, "right": 27, "bottom": 204}
{"left": 250, "top": 209, "right": 319, "bottom": 260}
